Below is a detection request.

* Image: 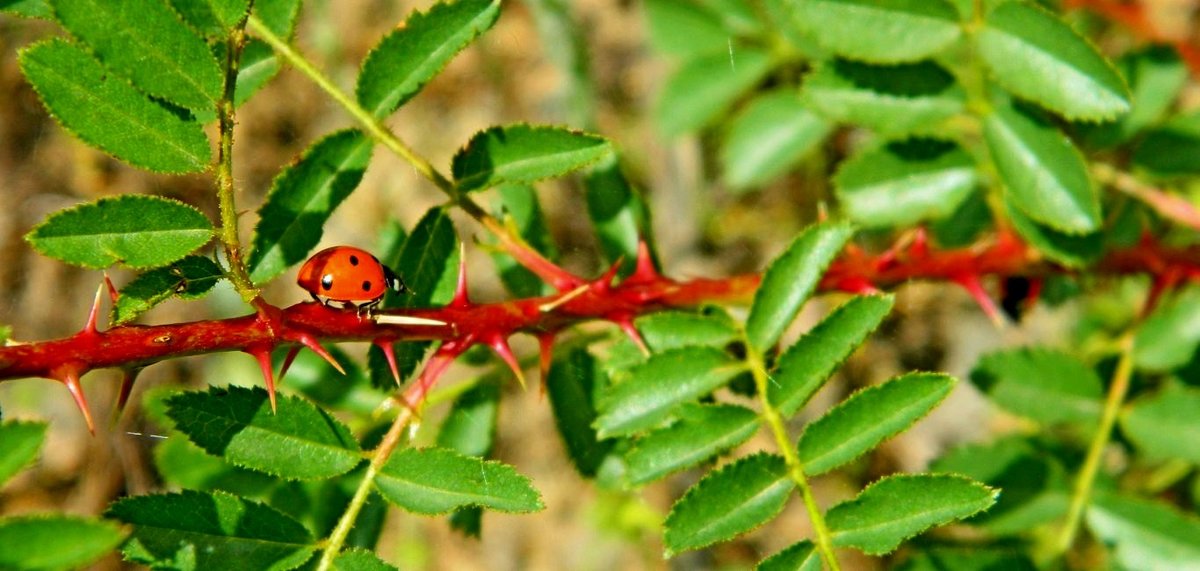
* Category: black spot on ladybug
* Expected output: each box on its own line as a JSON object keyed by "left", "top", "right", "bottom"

{"left": 321, "top": 274, "right": 334, "bottom": 290}
{"left": 361, "top": 280, "right": 372, "bottom": 292}
{"left": 349, "top": 255, "right": 359, "bottom": 266}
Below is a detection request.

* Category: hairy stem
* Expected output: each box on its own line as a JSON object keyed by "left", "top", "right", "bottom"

{"left": 216, "top": 23, "right": 258, "bottom": 303}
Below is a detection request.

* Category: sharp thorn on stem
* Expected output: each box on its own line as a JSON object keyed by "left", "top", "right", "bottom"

{"left": 375, "top": 338, "right": 402, "bottom": 386}
{"left": 489, "top": 334, "right": 526, "bottom": 389}
{"left": 298, "top": 334, "right": 345, "bottom": 375}
{"left": 247, "top": 346, "right": 278, "bottom": 413}
{"left": 278, "top": 346, "right": 301, "bottom": 383}
{"left": 58, "top": 366, "right": 95, "bottom": 435}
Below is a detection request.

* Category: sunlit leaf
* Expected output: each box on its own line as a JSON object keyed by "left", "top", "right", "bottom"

{"left": 791, "top": 0, "right": 962, "bottom": 63}
{"left": 453, "top": 124, "right": 611, "bottom": 192}
{"left": 0, "top": 516, "right": 125, "bottom": 570}
{"left": 374, "top": 447, "right": 543, "bottom": 515}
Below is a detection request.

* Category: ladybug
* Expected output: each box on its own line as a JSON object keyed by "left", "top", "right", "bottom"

{"left": 297, "top": 246, "right": 408, "bottom": 312}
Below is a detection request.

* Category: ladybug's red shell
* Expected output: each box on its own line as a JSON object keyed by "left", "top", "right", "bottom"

{"left": 297, "top": 246, "right": 402, "bottom": 306}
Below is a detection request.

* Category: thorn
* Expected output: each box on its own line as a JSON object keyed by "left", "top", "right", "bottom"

{"left": 616, "top": 316, "right": 650, "bottom": 355}
{"left": 538, "top": 283, "right": 589, "bottom": 313}
{"left": 627, "top": 240, "right": 659, "bottom": 284}
{"left": 56, "top": 366, "right": 94, "bottom": 435}
{"left": 83, "top": 283, "right": 105, "bottom": 335}
{"left": 103, "top": 272, "right": 119, "bottom": 303}
{"left": 375, "top": 338, "right": 402, "bottom": 387}
{"left": 278, "top": 346, "right": 301, "bottom": 383}
{"left": 489, "top": 334, "right": 526, "bottom": 389}
{"left": 113, "top": 367, "right": 140, "bottom": 420}
{"left": 246, "top": 346, "right": 278, "bottom": 413}
{"left": 954, "top": 273, "right": 1005, "bottom": 328}
{"left": 592, "top": 256, "right": 625, "bottom": 293}
{"left": 297, "top": 334, "right": 345, "bottom": 375}
{"left": 537, "top": 332, "right": 555, "bottom": 397}
{"left": 403, "top": 343, "right": 463, "bottom": 409}
{"left": 373, "top": 314, "right": 449, "bottom": 326}
{"left": 451, "top": 242, "right": 471, "bottom": 308}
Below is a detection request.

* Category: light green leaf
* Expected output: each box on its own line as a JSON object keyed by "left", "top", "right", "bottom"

{"left": 971, "top": 347, "right": 1103, "bottom": 426}
{"left": 977, "top": 1, "right": 1130, "bottom": 121}
{"left": 644, "top": 0, "right": 729, "bottom": 57}
{"left": 584, "top": 153, "right": 653, "bottom": 273}
{"left": 802, "top": 58, "right": 964, "bottom": 135}
{"left": 757, "top": 540, "right": 821, "bottom": 571}
{"left": 656, "top": 48, "right": 772, "bottom": 138}
{"left": 0, "top": 516, "right": 125, "bottom": 570}
{"left": 1082, "top": 46, "right": 1188, "bottom": 148}
{"left": 234, "top": 39, "right": 281, "bottom": 107}
{"left": 746, "top": 221, "right": 854, "bottom": 352}
{"left": 374, "top": 447, "right": 543, "bottom": 514}
{"left": 19, "top": 39, "right": 212, "bottom": 173}
{"left": 663, "top": 453, "right": 794, "bottom": 556}
{"left": 1134, "top": 284, "right": 1200, "bottom": 371}
{"left": 334, "top": 548, "right": 398, "bottom": 571}
{"left": 835, "top": 139, "right": 976, "bottom": 228}
{"left": 112, "top": 255, "right": 224, "bottom": 325}
{"left": 1004, "top": 200, "right": 1102, "bottom": 267}
{"left": 1, "top": 0, "right": 51, "bottom": 18}
{"left": 596, "top": 346, "right": 747, "bottom": 438}
{"left": 721, "top": 89, "right": 832, "bottom": 191}
{"left": 828, "top": 473, "right": 997, "bottom": 554}
{"left": 153, "top": 436, "right": 278, "bottom": 497}
{"left": 0, "top": 421, "right": 47, "bottom": 487}
{"left": 1121, "top": 383, "right": 1200, "bottom": 464}
{"left": 791, "top": 0, "right": 962, "bottom": 63}
{"left": 247, "top": 129, "right": 373, "bottom": 284}
{"left": 607, "top": 309, "right": 741, "bottom": 374}
{"left": 26, "top": 195, "right": 213, "bottom": 269}
{"left": 1133, "top": 110, "right": 1200, "bottom": 176}
{"left": 453, "top": 124, "right": 611, "bottom": 192}
{"left": 546, "top": 348, "right": 613, "bottom": 477}
{"left": 799, "top": 373, "right": 954, "bottom": 475}
{"left": 1088, "top": 493, "right": 1200, "bottom": 571}
{"left": 165, "top": 386, "right": 363, "bottom": 480}
{"left": 168, "top": 0, "right": 251, "bottom": 36}
{"left": 253, "top": 0, "right": 302, "bottom": 39}
{"left": 437, "top": 381, "right": 500, "bottom": 459}
{"left": 356, "top": 0, "right": 500, "bottom": 118}
{"left": 625, "top": 404, "right": 759, "bottom": 485}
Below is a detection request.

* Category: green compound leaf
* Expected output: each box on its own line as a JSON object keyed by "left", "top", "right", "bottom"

{"left": 546, "top": 348, "right": 613, "bottom": 478}
{"left": 165, "top": 385, "right": 363, "bottom": 480}
{"left": 334, "top": 548, "right": 398, "bottom": 571}
{"left": 663, "top": 453, "right": 794, "bottom": 556}
{"left": 971, "top": 347, "right": 1103, "bottom": 427}
{"left": 0, "top": 516, "right": 125, "bottom": 570}
{"left": 112, "top": 255, "right": 224, "bottom": 325}
{"left": 247, "top": 129, "right": 373, "bottom": 284}
{"left": 757, "top": 540, "right": 821, "bottom": 571}
{"left": 357, "top": 0, "right": 500, "bottom": 118}
{"left": 977, "top": 1, "right": 1130, "bottom": 121}
{"left": 799, "top": 373, "right": 954, "bottom": 476}
{"left": 746, "top": 221, "right": 854, "bottom": 353}
{"left": 1133, "top": 110, "right": 1200, "bottom": 176}
{"left": 835, "top": 139, "right": 976, "bottom": 228}
{"left": 107, "top": 489, "right": 313, "bottom": 571}
{"left": 1005, "top": 200, "right": 1102, "bottom": 268}
{"left": 453, "top": 124, "right": 611, "bottom": 192}
{"left": 1087, "top": 493, "right": 1200, "bottom": 570}
{"left": 791, "top": 0, "right": 962, "bottom": 64}
{"left": 828, "top": 473, "right": 997, "bottom": 554}
{"left": 584, "top": 153, "right": 653, "bottom": 273}
{"left": 596, "top": 346, "right": 747, "bottom": 438}
{"left": 802, "top": 59, "right": 964, "bottom": 136}
{"left": 1134, "top": 284, "right": 1200, "bottom": 371}
{"left": 1121, "top": 383, "right": 1200, "bottom": 464}
{"left": 52, "top": 0, "right": 223, "bottom": 112}
{"left": 625, "top": 403, "right": 759, "bottom": 485}
{"left": 655, "top": 48, "right": 772, "bottom": 138}
{"left": 0, "top": 421, "right": 47, "bottom": 487}
{"left": 26, "top": 194, "right": 213, "bottom": 269}
{"left": 984, "top": 96, "right": 1099, "bottom": 234}
{"left": 771, "top": 295, "right": 894, "bottom": 416}
{"left": 18, "top": 39, "right": 212, "bottom": 173}
{"left": 644, "top": 0, "right": 729, "bottom": 58}
{"left": 721, "top": 89, "right": 832, "bottom": 191}
{"left": 374, "top": 447, "right": 544, "bottom": 515}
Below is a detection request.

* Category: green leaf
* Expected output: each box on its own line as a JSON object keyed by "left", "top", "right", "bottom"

{"left": 644, "top": 0, "right": 729, "bottom": 57}
{"left": 984, "top": 96, "right": 1099, "bottom": 233}
{"left": 452, "top": 124, "right": 611, "bottom": 192}
{"left": 900, "top": 547, "right": 1037, "bottom": 571}
{"left": 26, "top": 195, "right": 214, "bottom": 269}
{"left": 1133, "top": 110, "right": 1200, "bottom": 176}
{"left": 746, "top": 221, "right": 854, "bottom": 352}
{"left": 595, "top": 346, "right": 747, "bottom": 438}
{"left": 112, "top": 255, "right": 224, "bottom": 325}
{"left": 1004, "top": 200, "right": 1102, "bottom": 267}
{"left": 1087, "top": 493, "right": 1200, "bottom": 570}
{"left": 18, "top": 39, "right": 212, "bottom": 172}
{"left": 52, "top": 0, "right": 224, "bottom": 112}
{"left": 334, "top": 548, "right": 398, "bottom": 571}
{"left": 584, "top": 153, "right": 653, "bottom": 272}
{"left": 721, "top": 89, "right": 832, "bottom": 191}
{"left": 791, "top": 0, "right": 962, "bottom": 64}
{"left": 168, "top": 0, "right": 251, "bottom": 36}
{"left": 802, "top": 58, "right": 964, "bottom": 135}
{"left": 107, "top": 490, "right": 313, "bottom": 571}
{"left": 234, "top": 39, "right": 281, "bottom": 106}
{"left": 971, "top": 347, "right": 1103, "bottom": 426}
{"left": 491, "top": 184, "right": 558, "bottom": 297}
{"left": 154, "top": 435, "right": 278, "bottom": 497}
{"left": 437, "top": 381, "right": 500, "bottom": 458}
{"left": 828, "top": 473, "right": 997, "bottom": 554}
{"left": 393, "top": 207, "right": 460, "bottom": 309}
{"left": 247, "top": 129, "right": 373, "bottom": 284}
{"left": 1134, "top": 284, "right": 1200, "bottom": 371}
{"left": 1081, "top": 46, "right": 1188, "bottom": 148}
{"left": 1, "top": 0, "right": 51, "bottom": 18}
{"left": 0, "top": 516, "right": 125, "bottom": 570}
{"left": 1121, "top": 383, "right": 1200, "bottom": 464}
{"left": 356, "top": 0, "right": 500, "bottom": 118}
{"left": 626, "top": 403, "right": 758, "bottom": 485}
{"left": 770, "top": 295, "right": 893, "bottom": 416}
{"left": 374, "top": 447, "right": 543, "bottom": 514}
{"left": 165, "top": 385, "right": 363, "bottom": 480}
{"left": 607, "top": 309, "right": 741, "bottom": 374}
{"left": 655, "top": 48, "right": 772, "bottom": 138}
{"left": 0, "top": 421, "right": 47, "bottom": 487}
{"left": 931, "top": 190, "right": 991, "bottom": 248}
{"left": 663, "top": 453, "right": 794, "bottom": 556}
{"left": 546, "top": 348, "right": 613, "bottom": 477}
{"left": 835, "top": 139, "right": 976, "bottom": 228}
{"left": 799, "top": 373, "right": 954, "bottom": 475}
{"left": 757, "top": 540, "right": 821, "bottom": 571}
{"left": 253, "top": 0, "right": 302, "bottom": 39}
{"left": 977, "top": 1, "right": 1130, "bottom": 121}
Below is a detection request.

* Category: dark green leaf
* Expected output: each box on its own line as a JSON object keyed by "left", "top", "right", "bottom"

{"left": 437, "top": 381, "right": 500, "bottom": 458}
{"left": 799, "top": 373, "right": 954, "bottom": 475}
{"left": 746, "top": 221, "right": 853, "bottom": 352}
{"left": 0, "top": 516, "right": 125, "bottom": 570}
{"left": 0, "top": 421, "right": 47, "bottom": 487}
{"left": 655, "top": 48, "right": 772, "bottom": 137}
{"left": 0, "top": 0, "right": 50, "bottom": 18}
{"left": 1005, "top": 200, "right": 1102, "bottom": 267}
{"left": 930, "top": 190, "right": 991, "bottom": 247}
{"left": 584, "top": 153, "right": 653, "bottom": 273}
{"left": 977, "top": 1, "right": 1130, "bottom": 121}
{"left": 452, "top": 124, "right": 611, "bottom": 192}
{"left": 491, "top": 184, "right": 558, "bottom": 297}
{"left": 971, "top": 347, "right": 1103, "bottom": 426}
{"left": 165, "top": 386, "right": 363, "bottom": 480}
{"left": 1121, "top": 383, "right": 1200, "bottom": 464}
{"left": 899, "top": 547, "right": 1037, "bottom": 571}
{"left": 835, "top": 139, "right": 976, "bottom": 228}
{"left": 19, "top": 39, "right": 211, "bottom": 172}
{"left": 112, "top": 255, "right": 224, "bottom": 325}
{"left": 153, "top": 435, "right": 278, "bottom": 497}
{"left": 334, "top": 548, "right": 398, "bottom": 571}
{"left": 1134, "top": 284, "right": 1200, "bottom": 371}
{"left": 107, "top": 490, "right": 313, "bottom": 570}
{"left": 1088, "top": 493, "right": 1200, "bottom": 569}
{"left": 791, "top": 0, "right": 961, "bottom": 63}
{"left": 247, "top": 129, "right": 373, "bottom": 284}
{"left": 393, "top": 207, "right": 460, "bottom": 309}
{"left": 828, "top": 474, "right": 997, "bottom": 554}
{"left": 757, "top": 540, "right": 821, "bottom": 571}
{"left": 1133, "top": 110, "right": 1200, "bottom": 176}
{"left": 663, "top": 453, "right": 794, "bottom": 555}
{"left": 626, "top": 403, "right": 758, "bottom": 485}
{"left": 26, "top": 194, "right": 213, "bottom": 269}
{"left": 374, "top": 447, "right": 543, "bottom": 514}
{"left": 770, "top": 295, "right": 893, "bottom": 416}
{"left": 1082, "top": 46, "right": 1188, "bottom": 147}
{"left": 356, "top": 0, "right": 500, "bottom": 117}
{"left": 279, "top": 344, "right": 380, "bottom": 415}
{"left": 596, "top": 346, "right": 747, "bottom": 438}
{"left": 547, "top": 348, "right": 613, "bottom": 477}
{"left": 721, "top": 89, "right": 832, "bottom": 191}
{"left": 644, "top": 0, "right": 729, "bottom": 57}
{"left": 802, "top": 59, "right": 964, "bottom": 135}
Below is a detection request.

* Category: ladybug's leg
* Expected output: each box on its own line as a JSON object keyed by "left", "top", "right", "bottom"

{"left": 358, "top": 298, "right": 381, "bottom": 318}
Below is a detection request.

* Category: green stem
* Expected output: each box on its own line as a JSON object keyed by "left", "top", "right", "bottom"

{"left": 216, "top": 24, "right": 258, "bottom": 303}
{"left": 1057, "top": 332, "right": 1136, "bottom": 554}
{"left": 748, "top": 349, "right": 841, "bottom": 571}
